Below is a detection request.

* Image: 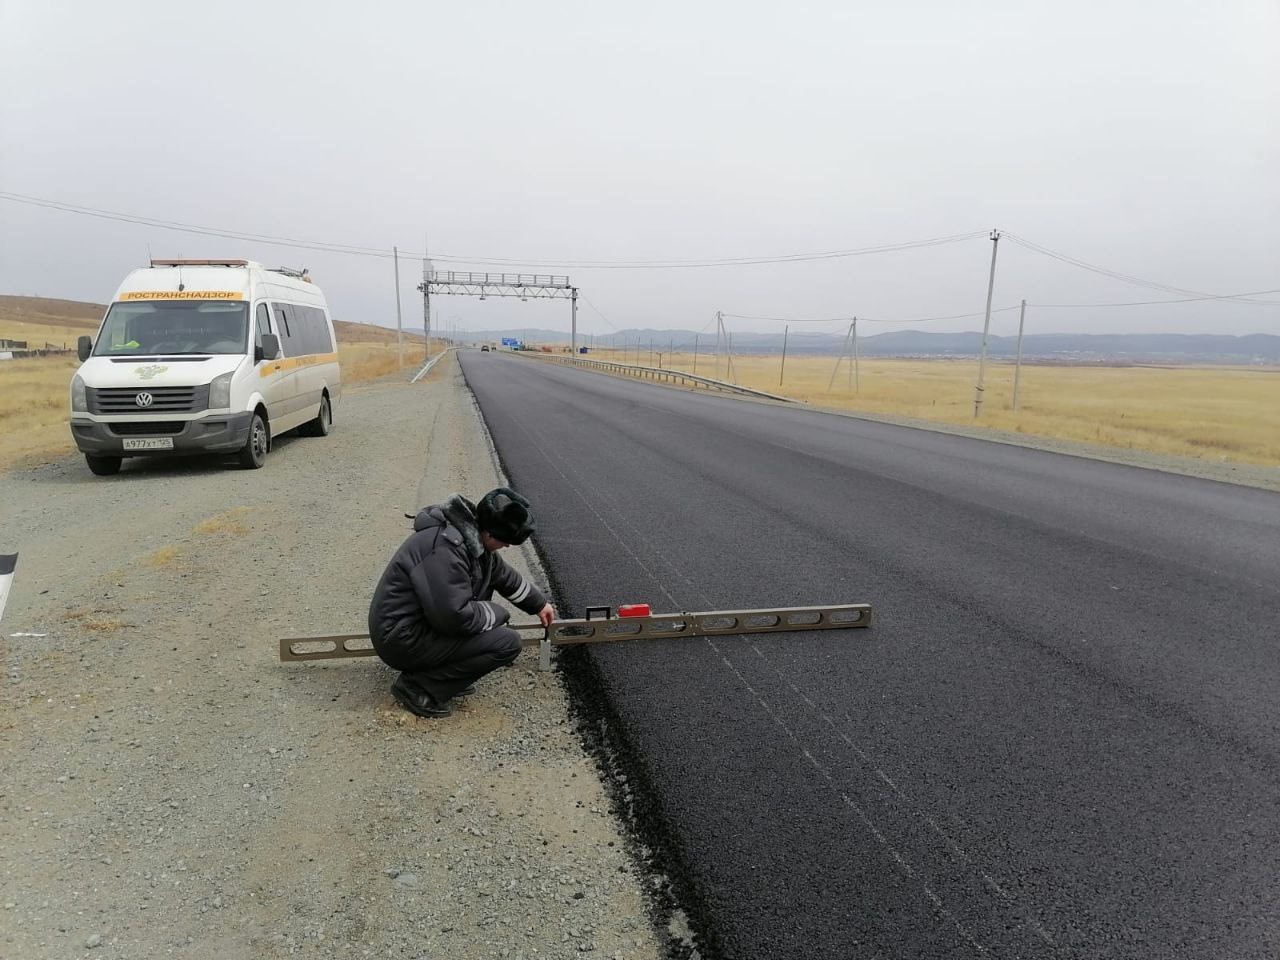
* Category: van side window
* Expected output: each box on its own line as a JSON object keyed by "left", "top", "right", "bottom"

{"left": 315, "top": 307, "right": 335, "bottom": 353}
{"left": 274, "top": 304, "right": 292, "bottom": 352}
{"left": 266, "top": 303, "right": 331, "bottom": 356}
{"left": 255, "top": 304, "right": 271, "bottom": 346}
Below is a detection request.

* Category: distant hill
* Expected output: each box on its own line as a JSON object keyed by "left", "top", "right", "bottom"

{"left": 0, "top": 295, "right": 105, "bottom": 330}
{"left": 471, "top": 326, "right": 1280, "bottom": 364}
{"left": 0, "top": 295, "right": 419, "bottom": 345}
{"left": 3, "top": 298, "right": 1274, "bottom": 363}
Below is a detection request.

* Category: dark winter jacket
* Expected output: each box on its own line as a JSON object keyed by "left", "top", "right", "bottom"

{"left": 368, "top": 495, "right": 548, "bottom": 665}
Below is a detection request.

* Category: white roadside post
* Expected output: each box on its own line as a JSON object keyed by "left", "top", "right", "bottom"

{"left": 0, "top": 554, "right": 16, "bottom": 624}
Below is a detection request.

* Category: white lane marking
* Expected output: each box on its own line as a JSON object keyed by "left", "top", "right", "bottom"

{"left": 482, "top": 376, "right": 1028, "bottom": 954}
{"left": 711, "top": 639, "right": 988, "bottom": 956}
{"left": 761, "top": 645, "right": 1057, "bottom": 946}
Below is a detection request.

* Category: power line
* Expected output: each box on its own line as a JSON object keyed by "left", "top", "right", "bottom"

{"left": 6, "top": 190, "right": 1276, "bottom": 307}
{"left": 722, "top": 283, "right": 1280, "bottom": 329}
{"left": 723, "top": 306, "right": 1024, "bottom": 326}
{"left": 1004, "top": 232, "right": 1277, "bottom": 304}
{"left": 0, "top": 190, "right": 399, "bottom": 260}
{"left": 579, "top": 295, "right": 621, "bottom": 331}
{"left": 1030, "top": 287, "right": 1280, "bottom": 308}
{"left": 430, "top": 231, "right": 989, "bottom": 269}
{"left": 0, "top": 191, "right": 984, "bottom": 269}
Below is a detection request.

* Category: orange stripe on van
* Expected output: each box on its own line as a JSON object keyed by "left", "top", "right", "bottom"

{"left": 259, "top": 352, "right": 340, "bottom": 376}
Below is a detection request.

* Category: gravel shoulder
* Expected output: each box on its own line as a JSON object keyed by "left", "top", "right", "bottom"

{"left": 0, "top": 357, "right": 666, "bottom": 960}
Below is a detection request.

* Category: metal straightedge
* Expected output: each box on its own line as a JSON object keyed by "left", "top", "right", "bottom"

{"left": 278, "top": 603, "right": 872, "bottom": 669}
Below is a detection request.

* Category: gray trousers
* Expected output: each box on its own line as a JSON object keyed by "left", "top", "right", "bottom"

{"left": 383, "top": 625, "right": 522, "bottom": 702}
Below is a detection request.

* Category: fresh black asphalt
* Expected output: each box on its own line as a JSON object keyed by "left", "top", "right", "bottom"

{"left": 458, "top": 350, "right": 1280, "bottom": 960}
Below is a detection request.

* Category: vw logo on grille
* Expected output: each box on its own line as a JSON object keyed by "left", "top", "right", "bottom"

{"left": 135, "top": 392, "right": 154, "bottom": 408}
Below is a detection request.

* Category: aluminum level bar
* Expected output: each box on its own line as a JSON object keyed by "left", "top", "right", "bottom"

{"left": 278, "top": 603, "right": 872, "bottom": 664}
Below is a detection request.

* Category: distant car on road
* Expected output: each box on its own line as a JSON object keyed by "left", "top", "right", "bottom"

{"left": 480, "top": 344, "right": 490, "bottom": 352}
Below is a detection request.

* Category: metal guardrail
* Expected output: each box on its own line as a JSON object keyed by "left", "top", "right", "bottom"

{"left": 410, "top": 347, "right": 453, "bottom": 383}
{"left": 512, "top": 351, "right": 795, "bottom": 403}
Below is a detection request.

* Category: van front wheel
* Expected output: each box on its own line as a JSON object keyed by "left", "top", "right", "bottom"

{"left": 85, "top": 454, "right": 122, "bottom": 476}
{"left": 238, "top": 413, "right": 268, "bottom": 469}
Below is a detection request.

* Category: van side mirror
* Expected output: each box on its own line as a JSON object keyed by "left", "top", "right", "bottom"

{"left": 260, "top": 334, "right": 281, "bottom": 361}
{"left": 77, "top": 336, "right": 93, "bottom": 362}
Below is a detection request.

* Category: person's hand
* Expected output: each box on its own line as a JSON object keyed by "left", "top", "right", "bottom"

{"left": 537, "top": 603, "right": 556, "bottom": 627}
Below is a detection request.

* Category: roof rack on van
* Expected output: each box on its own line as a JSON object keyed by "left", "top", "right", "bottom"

{"left": 268, "top": 266, "right": 311, "bottom": 282}
{"left": 150, "top": 258, "right": 249, "bottom": 267}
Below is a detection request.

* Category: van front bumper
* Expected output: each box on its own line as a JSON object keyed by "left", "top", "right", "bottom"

{"left": 70, "top": 412, "right": 254, "bottom": 457}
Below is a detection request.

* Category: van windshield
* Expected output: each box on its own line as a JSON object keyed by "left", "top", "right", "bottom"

{"left": 93, "top": 300, "right": 250, "bottom": 356}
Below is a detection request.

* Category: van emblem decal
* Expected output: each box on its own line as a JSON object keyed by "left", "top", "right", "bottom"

{"left": 134, "top": 365, "right": 168, "bottom": 380}
{"left": 135, "top": 392, "right": 154, "bottom": 408}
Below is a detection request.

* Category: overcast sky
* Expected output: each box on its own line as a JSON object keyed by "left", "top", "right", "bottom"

{"left": 1, "top": 0, "right": 1277, "bottom": 339}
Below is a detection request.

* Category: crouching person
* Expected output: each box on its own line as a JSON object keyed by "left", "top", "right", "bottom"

{"left": 368, "top": 487, "right": 556, "bottom": 718}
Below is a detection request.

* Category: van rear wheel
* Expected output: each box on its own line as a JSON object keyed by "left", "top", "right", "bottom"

{"left": 238, "top": 413, "right": 268, "bottom": 469}
{"left": 85, "top": 454, "right": 122, "bottom": 476}
{"left": 301, "top": 394, "right": 332, "bottom": 437}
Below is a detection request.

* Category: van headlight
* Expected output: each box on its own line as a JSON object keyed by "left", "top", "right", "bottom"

{"left": 71, "top": 374, "right": 88, "bottom": 412}
{"left": 209, "top": 372, "right": 235, "bottom": 409}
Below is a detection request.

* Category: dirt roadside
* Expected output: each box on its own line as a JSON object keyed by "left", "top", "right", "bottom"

{"left": 0, "top": 358, "right": 667, "bottom": 960}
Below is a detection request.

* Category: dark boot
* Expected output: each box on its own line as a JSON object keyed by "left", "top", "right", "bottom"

{"left": 402, "top": 672, "right": 475, "bottom": 700}
{"left": 390, "top": 675, "right": 452, "bottom": 718}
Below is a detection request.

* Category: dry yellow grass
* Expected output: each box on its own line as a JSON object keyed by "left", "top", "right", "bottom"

{"left": 0, "top": 354, "right": 85, "bottom": 468}
{"left": 5, "top": 293, "right": 1274, "bottom": 471}
{"left": 588, "top": 348, "right": 1280, "bottom": 467}
{"left": 62, "top": 608, "right": 128, "bottom": 632}
{"left": 145, "top": 546, "right": 180, "bottom": 568}
{"left": 193, "top": 508, "right": 253, "bottom": 537}
{"left": 0, "top": 296, "right": 439, "bottom": 471}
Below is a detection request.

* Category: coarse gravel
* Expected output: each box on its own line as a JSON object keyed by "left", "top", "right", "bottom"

{"left": 0, "top": 357, "right": 670, "bottom": 960}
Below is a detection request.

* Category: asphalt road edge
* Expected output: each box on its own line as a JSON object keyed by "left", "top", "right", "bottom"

{"left": 460, "top": 356, "right": 720, "bottom": 960}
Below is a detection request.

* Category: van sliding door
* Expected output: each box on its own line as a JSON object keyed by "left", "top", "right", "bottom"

{"left": 271, "top": 303, "right": 302, "bottom": 419}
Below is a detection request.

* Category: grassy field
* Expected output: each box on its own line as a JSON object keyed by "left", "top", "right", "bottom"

{"left": 5, "top": 294, "right": 1276, "bottom": 472}
{"left": 0, "top": 296, "right": 436, "bottom": 471}
{"left": 585, "top": 347, "right": 1280, "bottom": 468}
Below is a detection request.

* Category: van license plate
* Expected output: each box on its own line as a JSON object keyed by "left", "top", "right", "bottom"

{"left": 122, "top": 437, "right": 174, "bottom": 451}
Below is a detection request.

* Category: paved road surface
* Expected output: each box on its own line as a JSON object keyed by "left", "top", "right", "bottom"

{"left": 460, "top": 351, "right": 1280, "bottom": 960}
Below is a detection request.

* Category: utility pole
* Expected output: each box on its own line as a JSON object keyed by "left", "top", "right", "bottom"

{"left": 828, "top": 321, "right": 854, "bottom": 392}
{"left": 393, "top": 246, "right": 404, "bottom": 369}
{"left": 714, "top": 311, "right": 723, "bottom": 380}
{"left": 779, "top": 324, "right": 790, "bottom": 387}
{"left": 427, "top": 240, "right": 437, "bottom": 360}
{"left": 571, "top": 288, "right": 578, "bottom": 354}
{"left": 693, "top": 335, "right": 699, "bottom": 375}
{"left": 1012, "top": 298, "right": 1027, "bottom": 412}
{"left": 973, "top": 229, "right": 1001, "bottom": 417}
{"left": 427, "top": 236, "right": 437, "bottom": 360}
{"left": 852, "top": 317, "right": 859, "bottom": 393}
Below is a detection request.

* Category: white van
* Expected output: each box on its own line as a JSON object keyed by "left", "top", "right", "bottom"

{"left": 69, "top": 258, "right": 341, "bottom": 475}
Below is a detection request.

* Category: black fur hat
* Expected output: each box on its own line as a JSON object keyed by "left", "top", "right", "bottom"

{"left": 477, "top": 487, "right": 535, "bottom": 545}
